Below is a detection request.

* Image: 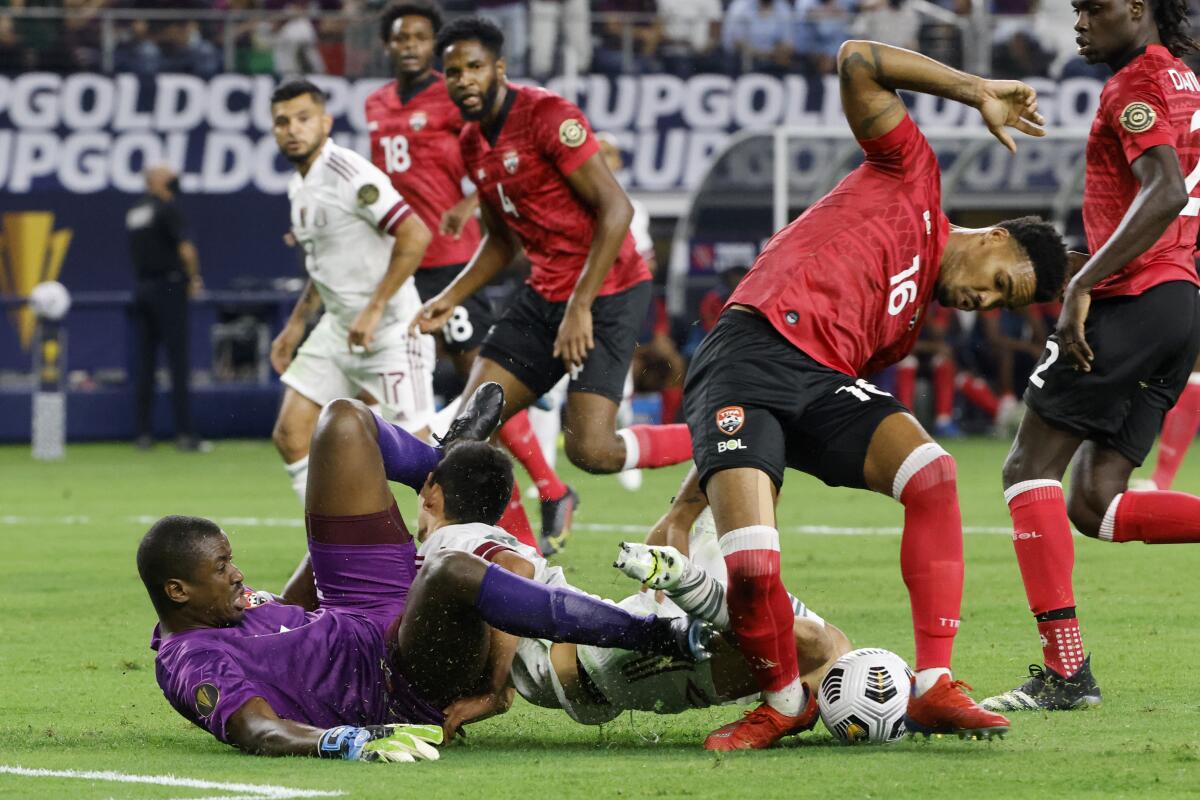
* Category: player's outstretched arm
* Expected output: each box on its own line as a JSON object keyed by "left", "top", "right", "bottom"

{"left": 348, "top": 214, "right": 432, "bottom": 351}
{"left": 836, "top": 40, "right": 1044, "bottom": 151}
{"left": 226, "top": 697, "right": 441, "bottom": 761}
{"left": 412, "top": 201, "right": 517, "bottom": 335}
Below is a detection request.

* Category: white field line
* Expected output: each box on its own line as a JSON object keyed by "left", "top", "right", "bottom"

{"left": 0, "top": 514, "right": 1013, "bottom": 536}
{"left": 0, "top": 765, "right": 343, "bottom": 800}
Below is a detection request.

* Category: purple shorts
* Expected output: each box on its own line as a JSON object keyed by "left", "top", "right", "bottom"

{"left": 306, "top": 501, "right": 418, "bottom": 636}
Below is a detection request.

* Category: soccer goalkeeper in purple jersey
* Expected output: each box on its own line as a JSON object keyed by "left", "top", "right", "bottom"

{"left": 139, "top": 383, "right": 708, "bottom": 761}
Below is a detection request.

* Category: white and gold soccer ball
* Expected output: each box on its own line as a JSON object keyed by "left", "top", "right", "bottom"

{"left": 818, "top": 647, "right": 912, "bottom": 744}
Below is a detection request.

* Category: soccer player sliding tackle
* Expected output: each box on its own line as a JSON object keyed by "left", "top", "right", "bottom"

{"left": 140, "top": 383, "right": 709, "bottom": 760}
{"left": 678, "top": 39, "right": 1070, "bottom": 749}
{"left": 412, "top": 17, "right": 694, "bottom": 554}
{"left": 986, "top": 0, "right": 1200, "bottom": 713}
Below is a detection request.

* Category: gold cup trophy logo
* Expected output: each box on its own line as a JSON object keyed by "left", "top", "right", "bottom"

{"left": 0, "top": 212, "right": 73, "bottom": 350}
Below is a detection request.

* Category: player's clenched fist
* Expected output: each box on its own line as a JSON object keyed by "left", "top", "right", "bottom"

{"left": 552, "top": 301, "right": 594, "bottom": 372}
{"left": 411, "top": 294, "right": 456, "bottom": 336}
{"left": 317, "top": 723, "right": 443, "bottom": 763}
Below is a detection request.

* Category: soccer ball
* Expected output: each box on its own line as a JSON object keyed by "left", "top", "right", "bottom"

{"left": 29, "top": 281, "right": 71, "bottom": 321}
{"left": 818, "top": 647, "right": 913, "bottom": 744}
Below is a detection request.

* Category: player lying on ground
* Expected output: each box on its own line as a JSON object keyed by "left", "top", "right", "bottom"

{"left": 139, "top": 384, "right": 709, "bottom": 760}
{"left": 368, "top": 1, "right": 578, "bottom": 552}
{"left": 412, "top": 17, "right": 695, "bottom": 556}
{"left": 413, "top": 499, "right": 850, "bottom": 734}
{"left": 987, "top": 0, "right": 1200, "bottom": 713}
{"left": 678, "top": 39, "right": 1071, "bottom": 749}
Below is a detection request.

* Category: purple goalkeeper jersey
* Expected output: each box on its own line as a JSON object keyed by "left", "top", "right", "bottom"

{"left": 150, "top": 590, "right": 397, "bottom": 743}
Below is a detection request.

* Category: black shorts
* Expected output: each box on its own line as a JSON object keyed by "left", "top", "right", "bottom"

{"left": 685, "top": 310, "right": 909, "bottom": 491}
{"left": 1025, "top": 280, "right": 1200, "bottom": 465}
{"left": 480, "top": 281, "right": 651, "bottom": 402}
{"left": 413, "top": 264, "right": 493, "bottom": 353}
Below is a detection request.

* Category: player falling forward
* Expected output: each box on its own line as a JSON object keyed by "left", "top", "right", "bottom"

{"left": 679, "top": 39, "right": 1071, "bottom": 749}
{"left": 268, "top": 79, "right": 436, "bottom": 505}
{"left": 141, "top": 383, "right": 708, "bottom": 759}
{"left": 412, "top": 17, "right": 694, "bottom": 555}
{"left": 986, "top": 0, "right": 1200, "bottom": 713}
{"left": 367, "top": 1, "right": 577, "bottom": 550}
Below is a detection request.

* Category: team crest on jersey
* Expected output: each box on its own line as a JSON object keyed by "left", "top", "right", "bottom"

{"left": 410, "top": 111, "right": 427, "bottom": 131}
{"left": 1119, "top": 102, "right": 1156, "bottom": 133}
{"left": 195, "top": 683, "right": 219, "bottom": 718}
{"left": 716, "top": 405, "right": 745, "bottom": 436}
{"left": 503, "top": 150, "right": 520, "bottom": 174}
{"left": 559, "top": 118, "right": 587, "bottom": 148}
{"left": 357, "top": 184, "right": 380, "bottom": 206}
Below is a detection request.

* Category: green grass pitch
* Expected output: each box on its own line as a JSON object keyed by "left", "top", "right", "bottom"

{"left": 2, "top": 438, "right": 1199, "bottom": 799}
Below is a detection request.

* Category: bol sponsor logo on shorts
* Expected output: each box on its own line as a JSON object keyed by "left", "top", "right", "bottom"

{"left": 715, "top": 405, "right": 744, "bottom": 435}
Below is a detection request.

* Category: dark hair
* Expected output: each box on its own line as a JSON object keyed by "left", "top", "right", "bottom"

{"left": 435, "top": 15, "right": 504, "bottom": 59}
{"left": 1151, "top": 0, "right": 1200, "bottom": 57}
{"left": 379, "top": 0, "right": 444, "bottom": 42}
{"left": 137, "top": 515, "right": 224, "bottom": 615}
{"left": 270, "top": 79, "right": 326, "bottom": 106}
{"left": 997, "top": 215, "right": 1069, "bottom": 303}
{"left": 428, "top": 441, "right": 514, "bottom": 526}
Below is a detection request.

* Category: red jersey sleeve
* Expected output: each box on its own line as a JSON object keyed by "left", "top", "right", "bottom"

{"left": 857, "top": 114, "right": 932, "bottom": 176}
{"left": 1105, "top": 73, "right": 1175, "bottom": 164}
{"left": 531, "top": 94, "right": 600, "bottom": 176}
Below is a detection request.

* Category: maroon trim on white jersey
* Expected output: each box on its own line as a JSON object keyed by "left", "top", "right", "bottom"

{"left": 328, "top": 152, "right": 358, "bottom": 179}
{"left": 379, "top": 201, "right": 412, "bottom": 233}
{"left": 473, "top": 541, "right": 517, "bottom": 562}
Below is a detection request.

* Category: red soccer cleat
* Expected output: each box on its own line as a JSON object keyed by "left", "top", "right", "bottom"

{"left": 703, "top": 686, "right": 819, "bottom": 751}
{"left": 904, "top": 674, "right": 1011, "bottom": 740}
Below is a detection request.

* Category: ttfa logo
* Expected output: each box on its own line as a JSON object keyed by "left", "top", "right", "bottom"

{"left": 0, "top": 212, "right": 73, "bottom": 350}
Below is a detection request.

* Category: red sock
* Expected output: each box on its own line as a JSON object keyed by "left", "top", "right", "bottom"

{"left": 1151, "top": 380, "right": 1200, "bottom": 490}
{"left": 497, "top": 480, "right": 540, "bottom": 553}
{"left": 660, "top": 386, "right": 682, "bottom": 424}
{"left": 958, "top": 375, "right": 999, "bottom": 418}
{"left": 1036, "top": 617, "right": 1085, "bottom": 676}
{"left": 932, "top": 357, "right": 955, "bottom": 421}
{"left": 895, "top": 358, "right": 917, "bottom": 410}
{"left": 1103, "top": 490, "right": 1200, "bottom": 544}
{"left": 894, "top": 444, "right": 962, "bottom": 670}
{"left": 721, "top": 526, "right": 798, "bottom": 692}
{"left": 498, "top": 410, "right": 567, "bottom": 503}
{"left": 620, "top": 423, "right": 692, "bottom": 469}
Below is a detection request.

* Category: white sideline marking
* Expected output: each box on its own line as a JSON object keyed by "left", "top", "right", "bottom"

{"left": 0, "top": 765, "right": 343, "bottom": 800}
{"left": 0, "top": 514, "right": 1012, "bottom": 536}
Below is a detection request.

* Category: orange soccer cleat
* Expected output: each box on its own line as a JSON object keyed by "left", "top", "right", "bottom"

{"left": 904, "top": 674, "right": 1011, "bottom": 740}
{"left": 703, "top": 686, "right": 819, "bottom": 751}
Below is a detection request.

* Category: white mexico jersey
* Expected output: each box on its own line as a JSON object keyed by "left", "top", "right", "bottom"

{"left": 415, "top": 522, "right": 568, "bottom": 589}
{"left": 287, "top": 139, "right": 422, "bottom": 332}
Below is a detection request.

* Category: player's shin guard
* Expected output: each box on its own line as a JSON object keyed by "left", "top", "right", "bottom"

{"left": 616, "top": 424, "right": 693, "bottom": 470}
{"left": 499, "top": 410, "right": 568, "bottom": 502}
{"left": 285, "top": 456, "right": 308, "bottom": 503}
{"left": 1150, "top": 377, "right": 1200, "bottom": 490}
{"left": 721, "top": 526, "right": 803, "bottom": 714}
{"left": 1099, "top": 490, "right": 1200, "bottom": 544}
{"left": 894, "top": 444, "right": 963, "bottom": 672}
{"left": 372, "top": 412, "right": 441, "bottom": 491}
{"left": 1005, "top": 479, "right": 1084, "bottom": 675}
{"left": 497, "top": 480, "right": 541, "bottom": 552}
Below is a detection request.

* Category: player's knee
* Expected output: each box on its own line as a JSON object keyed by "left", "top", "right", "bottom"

{"left": 273, "top": 414, "right": 311, "bottom": 460}
{"left": 1066, "top": 485, "right": 1108, "bottom": 539}
{"left": 1001, "top": 444, "right": 1034, "bottom": 489}
{"left": 563, "top": 430, "right": 621, "bottom": 474}
{"left": 313, "top": 398, "right": 375, "bottom": 450}
{"left": 421, "top": 550, "right": 486, "bottom": 596}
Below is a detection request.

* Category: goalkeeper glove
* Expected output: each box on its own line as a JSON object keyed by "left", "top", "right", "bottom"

{"left": 317, "top": 723, "right": 443, "bottom": 762}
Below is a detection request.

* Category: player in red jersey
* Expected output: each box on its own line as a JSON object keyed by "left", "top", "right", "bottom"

{"left": 676, "top": 40, "right": 1069, "bottom": 750}
{"left": 985, "top": 0, "right": 1200, "bottom": 714}
{"left": 367, "top": 2, "right": 578, "bottom": 553}
{"left": 412, "top": 17, "right": 694, "bottom": 554}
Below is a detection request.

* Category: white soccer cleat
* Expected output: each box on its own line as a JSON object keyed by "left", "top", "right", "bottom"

{"left": 613, "top": 542, "right": 687, "bottom": 590}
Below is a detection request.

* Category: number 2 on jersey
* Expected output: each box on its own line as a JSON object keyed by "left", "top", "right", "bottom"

{"left": 1180, "top": 109, "right": 1200, "bottom": 216}
{"left": 887, "top": 256, "right": 920, "bottom": 316}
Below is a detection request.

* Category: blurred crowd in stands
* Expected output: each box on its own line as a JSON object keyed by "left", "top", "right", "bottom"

{"left": 0, "top": 0, "right": 1153, "bottom": 80}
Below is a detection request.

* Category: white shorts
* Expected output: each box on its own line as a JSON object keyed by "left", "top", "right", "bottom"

{"left": 282, "top": 315, "right": 435, "bottom": 431}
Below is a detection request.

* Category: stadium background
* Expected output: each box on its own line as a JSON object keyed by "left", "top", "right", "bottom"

{"left": 0, "top": 0, "right": 1151, "bottom": 442}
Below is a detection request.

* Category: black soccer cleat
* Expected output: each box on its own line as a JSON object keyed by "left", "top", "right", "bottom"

{"left": 435, "top": 382, "right": 505, "bottom": 451}
{"left": 644, "top": 616, "right": 714, "bottom": 663}
{"left": 538, "top": 487, "right": 579, "bottom": 556}
{"left": 980, "top": 655, "right": 1102, "bottom": 712}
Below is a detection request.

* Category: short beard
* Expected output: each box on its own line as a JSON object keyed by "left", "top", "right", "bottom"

{"left": 283, "top": 141, "right": 321, "bottom": 165}
{"left": 458, "top": 80, "right": 500, "bottom": 121}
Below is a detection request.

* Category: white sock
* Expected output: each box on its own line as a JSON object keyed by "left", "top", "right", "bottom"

{"left": 665, "top": 557, "right": 731, "bottom": 630}
{"left": 285, "top": 456, "right": 309, "bottom": 504}
{"left": 616, "top": 428, "right": 639, "bottom": 472}
{"left": 914, "top": 667, "right": 951, "bottom": 697}
{"left": 764, "top": 677, "right": 806, "bottom": 716}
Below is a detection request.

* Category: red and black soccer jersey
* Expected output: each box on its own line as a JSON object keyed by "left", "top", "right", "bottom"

{"left": 1085, "top": 44, "right": 1200, "bottom": 299}
{"left": 365, "top": 75, "right": 481, "bottom": 269}
{"left": 729, "top": 114, "right": 950, "bottom": 377}
{"left": 459, "top": 84, "right": 650, "bottom": 303}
